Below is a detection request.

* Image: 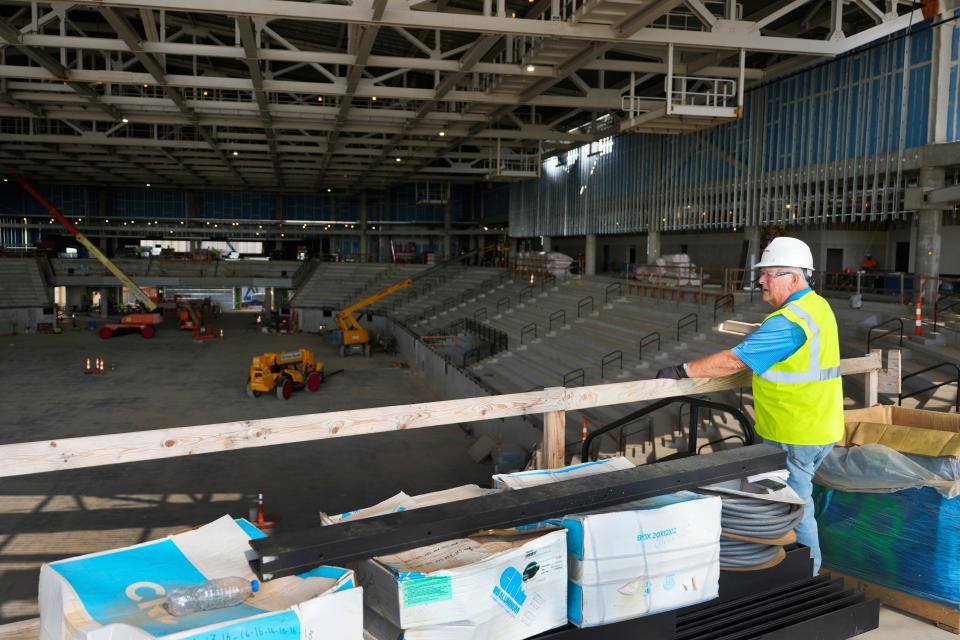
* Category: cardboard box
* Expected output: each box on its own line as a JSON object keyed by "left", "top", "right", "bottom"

{"left": 323, "top": 486, "right": 568, "bottom": 639}
{"left": 358, "top": 530, "right": 568, "bottom": 639}
{"left": 553, "top": 491, "right": 722, "bottom": 628}
{"left": 39, "top": 516, "right": 362, "bottom": 640}
{"left": 841, "top": 406, "right": 960, "bottom": 458}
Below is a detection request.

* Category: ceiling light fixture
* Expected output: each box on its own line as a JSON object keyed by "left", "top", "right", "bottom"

{"left": 317, "top": 96, "right": 323, "bottom": 102}
{"left": 526, "top": 64, "right": 535, "bottom": 72}
{"left": 438, "top": 131, "right": 446, "bottom": 137}
{"left": 145, "top": 183, "right": 151, "bottom": 187}
{"left": 371, "top": 96, "right": 378, "bottom": 102}
{"left": 121, "top": 118, "right": 129, "bottom": 124}
{"left": 395, "top": 157, "right": 402, "bottom": 162}
{"left": 202, "top": 90, "right": 209, "bottom": 97}
{"left": 232, "top": 151, "right": 239, "bottom": 156}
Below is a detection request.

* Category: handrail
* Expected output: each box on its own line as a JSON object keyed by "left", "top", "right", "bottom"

{"left": 577, "top": 295, "right": 594, "bottom": 319}
{"left": 601, "top": 350, "right": 623, "bottom": 380}
{"left": 562, "top": 368, "right": 585, "bottom": 388}
{"left": 713, "top": 294, "right": 734, "bottom": 323}
{"left": 933, "top": 299, "right": 960, "bottom": 333}
{"left": 462, "top": 317, "right": 509, "bottom": 354}
{"left": 540, "top": 273, "right": 556, "bottom": 292}
{"left": 866, "top": 317, "right": 903, "bottom": 352}
{"left": 899, "top": 361, "right": 960, "bottom": 413}
{"left": 0, "top": 353, "right": 883, "bottom": 478}
{"left": 604, "top": 281, "right": 622, "bottom": 304}
{"left": 677, "top": 313, "right": 698, "bottom": 342}
{"left": 521, "top": 322, "right": 538, "bottom": 345}
{"left": 442, "top": 296, "right": 455, "bottom": 309}
{"left": 582, "top": 396, "right": 755, "bottom": 463}
{"left": 639, "top": 331, "right": 661, "bottom": 361}
{"left": 549, "top": 309, "right": 566, "bottom": 332}
{"left": 448, "top": 317, "right": 466, "bottom": 334}
{"left": 519, "top": 286, "right": 535, "bottom": 304}
{"left": 497, "top": 296, "right": 511, "bottom": 313}
{"left": 474, "top": 307, "right": 487, "bottom": 322}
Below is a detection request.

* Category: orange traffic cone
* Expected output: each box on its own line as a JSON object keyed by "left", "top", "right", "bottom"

{"left": 581, "top": 418, "right": 588, "bottom": 442}
{"left": 219, "top": 328, "right": 224, "bottom": 339}
{"left": 84, "top": 356, "right": 92, "bottom": 374}
{"left": 97, "top": 356, "right": 105, "bottom": 375}
{"left": 915, "top": 298, "right": 923, "bottom": 337}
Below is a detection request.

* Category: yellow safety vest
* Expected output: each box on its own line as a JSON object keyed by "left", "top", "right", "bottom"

{"left": 752, "top": 291, "right": 844, "bottom": 445}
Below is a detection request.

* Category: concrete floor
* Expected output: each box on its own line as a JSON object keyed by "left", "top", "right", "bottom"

{"left": 0, "top": 312, "right": 491, "bottom": 623}
{"left": 0, "top": 311, "right": 954, "bottom": 639}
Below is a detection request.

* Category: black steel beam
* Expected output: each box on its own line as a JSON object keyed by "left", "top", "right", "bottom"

{"left": 251, "top": 444, "right": 785, "bottom": 580}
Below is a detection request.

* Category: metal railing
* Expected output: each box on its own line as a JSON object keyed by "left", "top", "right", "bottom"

{"left": 474, "top": 307, "right": 487, "bottom": 322}
{"left": 519, "top": 286, "right": 535, "bottom": 304}
{"left": 540, "top": 273, "right": 556, "bottom": 292}
{"left": 520, "top": 322, "right": 538, "bottom": 345}
{"left": 604, "top": 281, "right": 622, "bottom": 304}
{"left": 577, "top": 295, "right": 594, "bottom": 319}
{"left": 497, "top": 296, "right": 511, "bottom": 314}
{"left": 462, "top": 317, "right": 508, "bottom": 354}
{"left": 713, "top": 294, "right": 734, "bottom": 323}
{"left": 934, "top": 295, "right": 960, "bottom": 333}
{"left": 549, "top": 309, "right": 566, "bottom": 332}
{"left": 601, "top": 350, "right": 623, "bottom": 380}
{"left": 639, "top": 331, "right": 661, "bottom": 361}
{"left": 442, "top": 296, "right": 455, "bottom": 309}
{"left": 581, "top": 396, "right": 754, "bottom": 463}
{"left": 866, "top": 317, "right": 903, "bottom": 352}
{"left": 899, "top": 362, "right": 960, "bottom": 413}
{"left": 677, "top": 313, "right": 698, "bottom": 342}
{"left": 562, "top": 368, "right": 585, "bottom": 388}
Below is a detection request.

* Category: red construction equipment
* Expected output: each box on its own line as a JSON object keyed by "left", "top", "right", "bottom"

{"left": 99, "top": 313, "right": 163, "bottom": 340}
{"left": 15, "top": 175, "right": 166, "bottom": 340}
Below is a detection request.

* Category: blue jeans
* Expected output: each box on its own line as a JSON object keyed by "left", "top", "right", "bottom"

{"left": 764, "top": 439, "right": 834, "bottom": 575}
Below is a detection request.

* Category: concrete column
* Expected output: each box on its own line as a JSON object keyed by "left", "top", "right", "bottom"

{"left": 99, "top": 288, "right": 109, "bottom": 318}
{"left": 378, "top": 232, "right": 387, "bottom": 264}
{"left": 443, "top": 195, "right": 452, "bottom": 258}
{"left": 585, "top": 234, "right": 597, "bottom": 276}
{"left": 542, "top": 235, "right": 552, "bottom": 252}
{"left": 744, "top": 226, "right": 761, "bottom": 289}
{"left": 359, "top": 191, "right": 368, "bottom": 262}
{"left": 916, "top": 167, "right": 944, "bottom": 304}
{"left": 645, "top": 230, "right": 661, "bottom": 263}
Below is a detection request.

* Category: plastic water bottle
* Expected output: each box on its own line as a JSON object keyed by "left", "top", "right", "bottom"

{"left": 165, "top": 577, "right": 259, "bottom": 616}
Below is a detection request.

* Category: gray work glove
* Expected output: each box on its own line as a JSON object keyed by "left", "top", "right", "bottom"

{"left": 655, "top": 364, "right": 688, "bottom": 380}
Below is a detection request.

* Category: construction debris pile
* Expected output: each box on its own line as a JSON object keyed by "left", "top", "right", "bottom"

{"left": 514, "top": 251, "right": 574, "bottom": 278}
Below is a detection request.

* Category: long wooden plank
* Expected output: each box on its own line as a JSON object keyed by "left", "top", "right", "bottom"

{"left": 0, "top": 619, "right": 37, "bottom": 640}
{"left": 0, "top": 354, "right": 882, "bottom": 479}
{"left": 565, "top": 352, "right": 882, "bottom": 410}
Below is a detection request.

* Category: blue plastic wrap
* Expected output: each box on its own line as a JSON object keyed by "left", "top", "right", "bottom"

{"left": 814, "top": 486, "right": 960, "bottom": 609}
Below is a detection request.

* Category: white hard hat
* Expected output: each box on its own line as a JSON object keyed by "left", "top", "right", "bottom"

{"left": 754, "top": 237, "right": 815, "bottom": 271}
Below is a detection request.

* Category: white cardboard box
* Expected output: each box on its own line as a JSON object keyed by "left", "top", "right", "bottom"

{"left": 322, "top": 486, "right": 568, "bottom": 639}
{"left": 358, "top": 530, "right": 568, "bottom": 639}
{"left": 39, "top": 516, "right": 362, "bottom": 640}
{"left": 554, "top": 491, "right": 722, "bottom": 627}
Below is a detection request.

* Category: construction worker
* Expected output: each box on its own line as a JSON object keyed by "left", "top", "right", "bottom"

{"left": 861, "top": 254, "right": 878, "bottom": 271}
{"left": 656, "top": 237, "right": 842, "bottom": 575}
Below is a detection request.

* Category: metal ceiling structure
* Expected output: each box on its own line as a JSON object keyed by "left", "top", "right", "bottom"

{"left": 0, "top": 0, "right": 926, "bottom": 192}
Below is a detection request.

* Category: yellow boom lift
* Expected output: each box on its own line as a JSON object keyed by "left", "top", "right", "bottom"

{"left": 335, "top": 248, "right": 485, "bottom": 357}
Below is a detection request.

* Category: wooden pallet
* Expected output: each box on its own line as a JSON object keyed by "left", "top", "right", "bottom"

{"left": 825, "top": 569, "right": 960, "bottom": 635}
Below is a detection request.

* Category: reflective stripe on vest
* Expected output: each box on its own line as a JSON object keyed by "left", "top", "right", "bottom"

{"left": 757, "top": 302, "right": 841, "bottom": 384}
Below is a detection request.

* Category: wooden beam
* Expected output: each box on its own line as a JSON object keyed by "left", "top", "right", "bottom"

{"left": 541, "top": 406, "right": 566, "bottom": 469}
{"left": 0, "top": 353, "right": 883, "bottom": 479}
{"left": 864, "top": 349, "right": 881, "bottom": 407}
